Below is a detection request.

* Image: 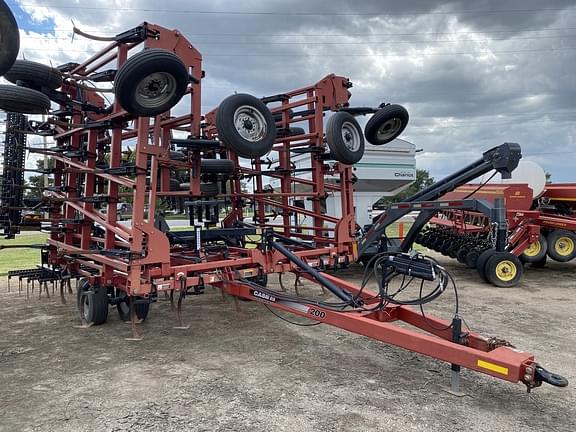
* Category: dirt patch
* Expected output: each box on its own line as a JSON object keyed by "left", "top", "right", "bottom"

{"left": 0, "top": 256, "right": 574, "bottom": 432}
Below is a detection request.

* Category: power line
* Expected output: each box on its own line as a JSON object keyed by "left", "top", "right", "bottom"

{"left": 18, "top": 46, "right": 576, "bottom": 56}
{"left": 408, "top": 116, "right": 575, "bottom": 130}
{"left": 418, "top": 150, "right": 576, "bottom": 159}
{"left": 18, "top": 34, "right": 576, "bottom": 45}
{"left": 16, "top": 4, "right": 574, "bottom": 16}
{"left": 16, "top": 26, "right": 576, "bottom": 37}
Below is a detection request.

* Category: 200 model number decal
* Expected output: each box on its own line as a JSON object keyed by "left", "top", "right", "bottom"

{"left": 309, "top": 308, "right": 326, "bottom": 319}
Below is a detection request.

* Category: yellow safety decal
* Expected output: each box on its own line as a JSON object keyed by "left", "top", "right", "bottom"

{"left": 352, "top": 242, "right": 358, "bottom": 256}
{"left": 477, "top": 360, "right": 509, "bottom": 376}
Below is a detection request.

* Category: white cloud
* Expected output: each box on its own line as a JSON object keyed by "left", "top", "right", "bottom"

{"left": 6, "top": 0, "right": 576, "bottom": 182}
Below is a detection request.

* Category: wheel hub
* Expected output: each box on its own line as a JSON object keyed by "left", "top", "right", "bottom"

{"left": 555, "top": 237, "right": 574, "bottom": 256}
{"left": 243, "top": 119, "right": 254, "bottom": 130}
{"left": 145, "top": 80, "right": 161, "bottom": 95}
{"left": 495, "top": 260, "right": 517, "bottom": 282}
{"left": 376, "top": 118, "right": 401, "bottom": 141}
{"left": 233, "top": 105, "right": 267, "bottom": 142}
{"left": 524, "top": 241, "right": 541, "bottom": 257}
{"left": 135, "top": 72, "right": 176, "bottom": 109}
{"left": 341, "top": 121, "right": 361, "bottom": 152}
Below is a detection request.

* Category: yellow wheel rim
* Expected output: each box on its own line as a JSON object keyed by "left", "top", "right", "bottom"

{"left": 554, "top": 237, "right": 575, "bottom": 257}
{"left": 523, "top": 240, "right": 541, "bottom": 257}
{"left": 495, "top": 260, "right": 517, "bottom": 282}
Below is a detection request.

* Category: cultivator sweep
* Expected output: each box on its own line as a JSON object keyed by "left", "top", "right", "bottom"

{"left": 0, "top": 15, "right": 568, "bottom": 393}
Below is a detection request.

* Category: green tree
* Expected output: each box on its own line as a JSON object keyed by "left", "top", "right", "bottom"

{"left": 375, "top": 169, "right": 435, "bottom": 207}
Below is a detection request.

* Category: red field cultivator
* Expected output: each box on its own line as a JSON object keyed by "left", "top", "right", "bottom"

{"left": 0, "top": 12, "right": 568, "bottom": 393}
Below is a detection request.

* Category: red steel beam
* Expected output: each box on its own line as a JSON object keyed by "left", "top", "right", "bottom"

{"left": 219, "top": 279, "right": 535, "bottom": 385}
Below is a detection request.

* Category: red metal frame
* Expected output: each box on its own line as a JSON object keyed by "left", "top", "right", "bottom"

{"left": 204, "top": 74, "right": 356, "bottom": 249}
{"left": 43, "top": 26, "right": 357, "bottom": 299}
{"left": 218, "top": 274, "right": 536, "bottom": 386}
{"left": 16, "top": 22, "right": 563, "bottom": 391}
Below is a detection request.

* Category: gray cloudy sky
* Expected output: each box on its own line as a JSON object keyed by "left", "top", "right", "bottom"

{"left": 9, "top": 0, "right": 576, "bottom": 181}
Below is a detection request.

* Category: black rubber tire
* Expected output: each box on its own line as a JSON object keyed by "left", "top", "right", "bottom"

{"left": 288, "top": 127, "right": 305, "bottom": 136}
{"left": 546, "top": 230, "right": 576, "bottom": 262}
{"left": 0, "top": 84, "right": 50, "bottom": 114}
{"left": 79, "top": 285, "right": 109, "bottom": 325}
{"left": 421, "top": 237, "right": 433, "bottom": 248}
{"left": 0, "top": 1, "right": 19, "bottom": 77}
{"left": 520, "top": 233, "right": 548, "bottom": 263}
{"left": 272, "top": 109, "right": 294, "bottom": 123}
{"left": 76, "top": 277, "right": 89, "bottom": 309}
{"left": 476, "top": 249, "right": 496, "bottom": 282}
{"left": 216, "top": 93, "right": 277, "bottom": 158}
{"left": 169, "top": 150, "right": 186, "bottom": 161}
{"left": 456, "top": 247, "right": 469, "bottom": 264}
{"left": 117, "top": 296, "right": 150, "bottom": 322}
{"left": 4, "top": 60, "right": 63, "bottom": 90}
{"left": 530, "top": 254, "right": 547, "bottom": 268}
{"left": 326, "top": 111, "right": 365, "bottom": 165}
{"left": 170, "top": 178, "right": 180, "bottom": 191}
{"left": 447, "top": 244, "right": 460, "bottom": 259}
{"left": 364, "top": 104, "right": 409, "bottom": 145}
{"left": 485, "top": 252, "right": 523, "bottom": 288}
{"left": 201, "top": 182, "right": 219, "bottom": 197}
{"left": 465, "top": 249, "right": 481, "bottom": 269}
{"left": 440, "top": 241, "right": 453, "bottom": 256}
{"left": 114, "top": 48, "right": 189, "bottom": 117}
{"left": 430, "top": 238, "right": 444, "bottom": 252}
{"left": 201, "top": 159, "right": 235, "bottom": 174}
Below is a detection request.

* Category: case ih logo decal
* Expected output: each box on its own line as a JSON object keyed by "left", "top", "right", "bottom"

{"left": 250, "top": 289, "right": 276, "bottom": 302}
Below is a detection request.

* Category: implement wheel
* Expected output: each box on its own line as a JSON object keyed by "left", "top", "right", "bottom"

{"left": 117, "top": 293, "right": 150, "bottom": 322}
{"left": 485, "top": 252, "right": 523, "bottom": 288}
{"left": 0, "top": 84, "right": 50, "bottom": 114}
{"left": 364, "top": 104, "right": 409, "bottom": 145}
{"left": 216, "top": 93, "right": 277, "bottom": 158}
{"left": 79, "top": 285, "right": 109, "bottom": 325}
{"left": 520, "top": 233, "right": 547, "bottom": 263}
{"left": 456, "top": 247, "right": 469, "bottom": 264}
{"left": 76, "top": 277, "right": 89, "bottom": 308}
{"left": 4, "top": 60, "right": 63, "bottom": 90}
{"left": 465, "top": 248, "right": 483, "bottom": 268}
{"left": 200, "top": 158, "right": 235, "bottom": 175}
{"left": 440, "top": 241, "right": 453, "bottom": 256}
{"left": 530, "top": 254, "right": 547, "bottom": 268}
{"left": 326, "top": 111, "right": 365, "bottom": 165}
{"left": 546, "top": 230, "right": 576, "bottom": 262}
{"left": 200, "top": 182, "right": 219, "bottom": 197}
{"left": 114, "top": 48, "right": 189, "bottom": 116}
{"left": 476, "top": 249, "right": 496, "bottom": 281}
{"left": 0, "top": 0, "right": 19, "bottom": 76}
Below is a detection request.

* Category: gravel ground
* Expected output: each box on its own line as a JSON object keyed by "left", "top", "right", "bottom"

{"left": 0, "top": 255, "right": 574, "bottom": 432}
